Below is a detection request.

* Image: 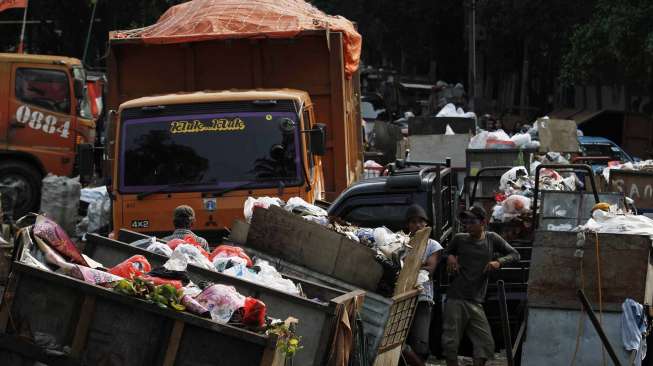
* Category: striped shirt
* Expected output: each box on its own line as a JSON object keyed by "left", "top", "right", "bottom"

{"left": 162, "top": 229, "right": 210, "bottom": 251}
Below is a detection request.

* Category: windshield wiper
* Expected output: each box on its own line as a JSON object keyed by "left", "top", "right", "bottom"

{"left": 136, "top": 182, "right": 208, "bottom": 200}
{"left": 211, "top": 178, "right": 288, "bottom": 197}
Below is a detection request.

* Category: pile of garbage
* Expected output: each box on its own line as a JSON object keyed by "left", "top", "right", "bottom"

{"left": 602, "top": 159, "right": 653, "bottom": 183}
{"left": 436, "top": 103, "right": 476, "bottom": 119}
{"left": 578, "top": 204, "right": 653, "bottom": 238}
{"left": 468, "top": 128, "right": 538, "bottom": 150}
{"left": 133, "top": 234, "right": 303, "bottom": 297}
{"left": 19, "top": 215, "right": 298, "bottom": 340}
{"left": 491, "top": 163, "right": 580, "bottom": 224}
{"left": 243, "top": 196, "right": 413, "bottom": 272}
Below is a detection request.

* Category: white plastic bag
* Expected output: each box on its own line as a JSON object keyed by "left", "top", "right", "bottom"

{"left": 195, "top": 284, "right": 246, "bottom": 324}
{"left": 510, "top": 133, "right": 531, "bottom": 148}
{"left": 164, "top": 249, "right": 188, "bottom": 271}
{"left": 213, "top": 256, "right": 248, "bottom": 272}
{"left": 284, "top": 197, "right": 327, "bottom": 217}
{"left": 445, "top": 124, "right": 455, "bottom": 135}
{"left": 502, "top": 195, "right": 531, "bottom": 215}
{"left": 171, "top": 244, "right": 213, "bottom": 270}
{"left": 436, "top": 103, "right": 458, "bottom": 117}
{"left": 468, "top": 130, "right": 489, "bottom": 149}
{"left": 147, "top": 242, "right": 173, "bottom": 257}
{"left": 416, "top": 269, "right": 430, "bottom": 287}
{"left": 243, "top": 196, "right": 284, "bottom": 223}
{"left": 499, "top": 166, "right": 529, "bottom": 191}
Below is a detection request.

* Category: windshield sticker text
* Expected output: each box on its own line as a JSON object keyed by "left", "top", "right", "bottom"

{"left": 170, "top": 118, "right": 246, "bottom": 134}
{"left": 15, "top": 105, "right": 70, "bottom": 139}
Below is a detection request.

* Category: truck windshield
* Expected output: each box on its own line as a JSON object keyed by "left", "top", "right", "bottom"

{"left": 581, "top": 143, "right": 631, "bottom": 162}
{"left": 119, "top": 111, "right": 302, "bottom": 193}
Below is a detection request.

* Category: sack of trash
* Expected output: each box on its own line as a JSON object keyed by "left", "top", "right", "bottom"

{"left": 40, "top": 174, "right": 80, "bottom": 235}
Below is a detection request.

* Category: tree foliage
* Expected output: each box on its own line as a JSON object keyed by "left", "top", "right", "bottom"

{"left": 561, "top": 0, "right": 653, "bottom": 87}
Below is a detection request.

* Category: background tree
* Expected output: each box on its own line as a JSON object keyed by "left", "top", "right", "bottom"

{"left": 560, "top": 0, "right": 653, "bottom": 112}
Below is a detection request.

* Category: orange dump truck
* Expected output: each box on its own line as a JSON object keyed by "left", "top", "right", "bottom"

{"left": 0, "top": 53, "right": 95, "bottom": 216}
{"left": 106, "top": 0, "right": 363, "bottom": 241}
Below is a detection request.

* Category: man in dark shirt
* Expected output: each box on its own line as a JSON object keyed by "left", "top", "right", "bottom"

{"left": 442, "top": 206, "right": 520, "bottom": 366}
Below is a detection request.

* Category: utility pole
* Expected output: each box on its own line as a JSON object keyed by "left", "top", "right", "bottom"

{"left": 467, "top": 0, "right": 477, "bottom": 111}
{"left": 82, "top": 0, "right": 99, "bottom": 66}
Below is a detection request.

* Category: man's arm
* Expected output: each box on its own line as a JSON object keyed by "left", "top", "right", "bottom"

{"left": 491, "top": 233, "right": 520, "bottom": 265}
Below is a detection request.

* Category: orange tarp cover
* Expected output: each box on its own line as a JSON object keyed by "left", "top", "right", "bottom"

{"left": 111, "top": 0, "right": 362, "bottom": 78}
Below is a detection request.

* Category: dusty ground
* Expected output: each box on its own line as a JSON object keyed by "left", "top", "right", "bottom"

{"left": 427, "top": 353, "right": 508, "bottom": 365}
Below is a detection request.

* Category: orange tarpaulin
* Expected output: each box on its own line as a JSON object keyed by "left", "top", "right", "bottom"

{"left": 0, "top": 0, "right": 26, "bottom": 13}
{"left": 110, "top": 0, "right": 361, "bottom": 78}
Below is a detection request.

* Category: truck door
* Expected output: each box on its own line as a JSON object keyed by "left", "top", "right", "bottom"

{"left": 8, "top": 64, "right": 76, "bottom": 176}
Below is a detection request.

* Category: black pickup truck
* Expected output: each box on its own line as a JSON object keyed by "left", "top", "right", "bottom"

{"left": 327, "top": 159, "right": 456, "bottom": 244}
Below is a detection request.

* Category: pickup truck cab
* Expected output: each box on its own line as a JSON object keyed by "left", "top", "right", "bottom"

{"left": 327, "top": 161, "right": 455, "bottom": 243}
{"left": 578, "top": 136, "right": 633, "bottom": 172}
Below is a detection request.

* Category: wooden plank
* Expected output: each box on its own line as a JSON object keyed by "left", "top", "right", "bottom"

{"left": 393, "top": 228, "right": 431, "bottom": 296}
{"left": 162, "top": 320, "right": 185, "bottom": 366}
{"left": 248, "top": 205, "right": 384, "bottom": 291}
{"left": 528, "top": 231, "right": 651, "bottom": 310}
{"left": 70, "top": 295, "right": 96, "bottom": 358}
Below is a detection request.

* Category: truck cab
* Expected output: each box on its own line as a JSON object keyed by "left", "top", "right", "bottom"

{"left": 327, "top": 161, "right": 455, "bottom": 243}
{"left": 578, "top": 136, "right": 633, "bottom": 173}
{"left": 0, "top": 53, "right": 95, "bottom": 215}
{"left": 112, "top": 89, "right": 325, "bottom": 242}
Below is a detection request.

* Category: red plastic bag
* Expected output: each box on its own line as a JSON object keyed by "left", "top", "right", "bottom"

{"left": 168, "top": 237, "right": 210, "bottom": 259}
{"left": 109, "top": 255, "right": 152, "bottom": 279}
{"left": 140, "top": 275, "right": 183, "bottom": 289}
{"left": 209, "top": 245, "right": 253, "bottom": 267}
{"left": 242, "top": 297, "right": 266, "bottom": 327}
{"left": 33, "top": 215, "right": 88, "bottom": 266}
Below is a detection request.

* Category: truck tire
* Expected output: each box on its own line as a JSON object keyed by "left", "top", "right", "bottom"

{"left": 0, "top": 161, "right": 42, "bottom": 218}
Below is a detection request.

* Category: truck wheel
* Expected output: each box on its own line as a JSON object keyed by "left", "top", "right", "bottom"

{"left": 0, "top": 161, "right": 42, "bottom": 218}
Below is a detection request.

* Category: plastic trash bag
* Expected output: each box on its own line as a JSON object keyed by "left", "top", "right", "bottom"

{"left": 255, "top": 259, "right": 301, "bottom": 295}
{"left": 510, "top": 133, "right": 531, "bottom": 148}
{"left": 502, "top": 195, "right": 532, "bottom": 215}
{"left": 182, "top": 295, "right": 210, "bottom": 317}
{"left": 243, "top": 196, "right": 284, "bottom": 223}
{"left": 195, "top": 284, "right": 246, "bottom": 324}
{"left": 40, "top": 174, "right": 80, "bottom": 235}
{"left": 416, "top": 269, "right": 430, "bottom": 287}
{"left": 109, "top": 255, "right": 151, "bottom": 279}
{"left": 209, "top": 245, "right": 253, "bottom": 267}
{"left": 213, "top": 256, "right": 248, "bottom": 272}
{"left": 172, "top": 244, "right": 214, "bottom": 270}
{"left": 445, "top": 124, "right": 455, "bottom": 135}
{"left": 242, "top": 297, "right": 267, "bottom": 327}
{"left": 499, "top": 166, "right": 529, "bottom": 191}
{"left": 285, "top": 197, "right": 327, "bottom": 217}
{"left": 468, "top": 130, "right": 489, "bottom": 149}
{"left": 69, "top": 265, "right": 123, "bottom": 286}
{"left": 33, "top": 215, "right": 88, "bottom": 266}
{"left": 168, "top": 237, "right": 210, "bottom": 259}
{"left": 147, "top": 242, "right": 173, "bottom": 257}
{"left": 302, "top": 215, "right": 330, "bottom": 226}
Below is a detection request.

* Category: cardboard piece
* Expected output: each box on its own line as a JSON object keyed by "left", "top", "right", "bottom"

{"left": 536, "top": 118, "right": 580, "bottom": 153}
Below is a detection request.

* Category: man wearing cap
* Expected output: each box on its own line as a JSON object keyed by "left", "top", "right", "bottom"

{"left": 163, "top": 205, "right": 210, "bottom": 251}
{"left": 442, "top": 206, "right": 519, "bottom": 366}
{"left": 402, "top": 204, "right": 443, "bottom": 366}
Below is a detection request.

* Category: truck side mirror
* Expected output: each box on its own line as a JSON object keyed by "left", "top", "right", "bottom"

{"left": 309, "top": 123, "right": 326, "bottom": 156}
{"left": 78, "top": 143, "right": 94, "bottom": 184}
